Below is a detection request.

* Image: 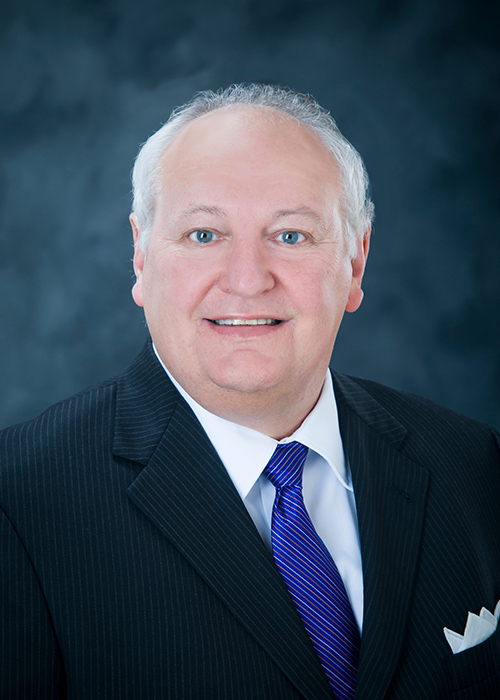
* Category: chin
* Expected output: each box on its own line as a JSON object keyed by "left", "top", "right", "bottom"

{"left": 206, "top": 363, "right": 284, "bottom": 396}
{"left": 212, "top": 376, "right": 279, "bottom": 395}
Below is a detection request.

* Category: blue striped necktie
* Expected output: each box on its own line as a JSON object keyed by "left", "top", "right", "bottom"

{"left": 264, "top": 441, "right": 360, "bottom": 700}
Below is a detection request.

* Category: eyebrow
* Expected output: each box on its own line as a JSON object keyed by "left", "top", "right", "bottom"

{"left": 178, "top": 204, "right": 228, "bottom": 219}
{"left": 177, "top": 204, "right": 323, "bottom": 223}
{"left": 270, "top": 206, "right": 323, "bottom": 224}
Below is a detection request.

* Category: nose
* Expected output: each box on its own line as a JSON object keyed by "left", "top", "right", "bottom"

{"left": 219, "top": 235, "right": 275, "bottom": 297}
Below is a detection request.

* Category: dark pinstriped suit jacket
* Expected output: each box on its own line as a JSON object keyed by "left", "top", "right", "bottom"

{"left": 1, "top": 339, "right": 499, "bottom": 699}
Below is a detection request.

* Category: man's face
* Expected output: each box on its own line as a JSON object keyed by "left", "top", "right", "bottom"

{"left": 132, "top": 107, "right": 369, "bottom": 437}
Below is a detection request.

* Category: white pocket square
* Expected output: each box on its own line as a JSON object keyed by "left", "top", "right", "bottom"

{"left": 443, "top": 600, "right": 500, "bottom": 654}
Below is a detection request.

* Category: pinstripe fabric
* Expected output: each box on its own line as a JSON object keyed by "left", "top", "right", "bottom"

{"left": 265, "top": 442, "right": 360, "bottom": 700}
{"left": 0, "top": 342, "right": 332, "bottom": 700}
{"left": 333, "top": 373, "right": 500, "bottom": 700}
{"left": 1, "top": 339, "right": 499, "bottom": 699}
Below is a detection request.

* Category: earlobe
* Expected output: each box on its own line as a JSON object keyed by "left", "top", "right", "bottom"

{"left": 130, "top": 214, "right": 145, "bottom": 309}
{"left": 345, "top": 227, "right": 371, "bottom": 314}
{"left": 345, "top": 285, "right": 364, "bottom": 313}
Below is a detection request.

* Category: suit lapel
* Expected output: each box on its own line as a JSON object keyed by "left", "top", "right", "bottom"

{"left": 114, "top": 344, "right": 430, "bottom": 700}
{"left": 333, "top": 373, "right": 430, "bottom": 700}
{"left": 114, "top": 342, "right": 334, "bottom": 700}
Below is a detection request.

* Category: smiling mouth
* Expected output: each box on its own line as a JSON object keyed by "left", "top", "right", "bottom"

{"left": 210, "top": 318, "right": 282, "bottom": 326}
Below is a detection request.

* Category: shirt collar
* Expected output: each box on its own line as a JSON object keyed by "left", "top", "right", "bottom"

{"left": 152, "top": 344, "right": 350, "bottom": 500}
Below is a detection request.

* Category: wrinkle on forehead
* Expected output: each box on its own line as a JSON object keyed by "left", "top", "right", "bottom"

{"left": 159, "top": 105, "right": 340, "bottom": 181}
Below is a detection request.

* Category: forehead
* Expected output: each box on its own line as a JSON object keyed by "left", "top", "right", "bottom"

{"left": 159, "top": 105, "right": 341, "bottom": 189}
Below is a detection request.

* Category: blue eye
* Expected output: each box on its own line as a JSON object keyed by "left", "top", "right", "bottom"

{"left": 278, "top": 231, "right": 305, "bottom": 244}
{"left": 189, "top": 229, "right": 216, "bottom": 243}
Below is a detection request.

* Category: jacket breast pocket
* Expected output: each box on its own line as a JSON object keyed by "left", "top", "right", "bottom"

{"left": 448, "top": 626, "right": 500, "bottom": 698}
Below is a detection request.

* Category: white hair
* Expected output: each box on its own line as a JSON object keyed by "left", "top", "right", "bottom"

{"left": 131, "top": 84, "right": 374, "bottom": 258}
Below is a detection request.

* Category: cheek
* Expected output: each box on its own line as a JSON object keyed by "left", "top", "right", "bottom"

{"left": 143, "top": 255, "right": 212, "bottom": 319}
{"left": 294, "top": 262, "right": 351, "bottom": 319}
{"left": 140, "top": 258, "right": 176, "bottom": 322}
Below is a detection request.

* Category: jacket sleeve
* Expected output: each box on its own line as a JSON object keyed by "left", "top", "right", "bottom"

{"left": 0, "top": 506, "right": 66, "bottom": 699}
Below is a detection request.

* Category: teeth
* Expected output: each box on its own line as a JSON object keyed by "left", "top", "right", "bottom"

{"left": 213, "top": 318, "right": 280, "bottom": 326}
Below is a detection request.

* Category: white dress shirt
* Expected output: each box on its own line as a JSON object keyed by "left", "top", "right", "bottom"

{"left": 154, "top": 347, "right": 364, "bottom": 631}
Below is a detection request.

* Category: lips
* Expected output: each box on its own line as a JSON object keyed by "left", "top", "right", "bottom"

{"left": 210, "top": 318, "right": 281, "bottom": 326}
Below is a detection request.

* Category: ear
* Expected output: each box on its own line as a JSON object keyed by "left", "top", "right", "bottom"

{"left": 130, "top": 213, "right": 145, "bottom": 308}
{"left": 345, "top": 226, "right": 371, "bottom": 313}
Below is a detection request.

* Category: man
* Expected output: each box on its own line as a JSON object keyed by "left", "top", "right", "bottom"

{"left": 1, "top": 84, "right": 499, "bottom": 700}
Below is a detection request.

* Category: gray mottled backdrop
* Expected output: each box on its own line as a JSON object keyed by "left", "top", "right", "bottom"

{"left": 1, "top": 0, "right": 499, "bottom": 429}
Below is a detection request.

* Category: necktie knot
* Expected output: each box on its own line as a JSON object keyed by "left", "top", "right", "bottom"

{"left": 263, "top": 441, "right": 309, "bottom": 490}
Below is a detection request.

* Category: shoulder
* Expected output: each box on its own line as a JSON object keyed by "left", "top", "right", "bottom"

{"left": 0, "top": 376, "right": 124, "bottom": 542}
{"left": 0, "top": 376, "right": 118, "bottom": 473}
{"left": 333, "top": 374, "right": 500, "bottom": 548}
{"left": 0, "top": 340, "right": 160, "bottom": 463}
{"left": 333, "top": 371, "right": 500, "bottom": 463}
{"left": 0, "top": 339, "right": 176, "bottom": 491}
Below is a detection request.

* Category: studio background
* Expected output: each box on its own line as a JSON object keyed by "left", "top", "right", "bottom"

{"left": 1, "top": 0, "right": 499, "bottom": 430}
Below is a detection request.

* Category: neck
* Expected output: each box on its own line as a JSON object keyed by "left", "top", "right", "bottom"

{"left": 168, "top": 371, "right": 324, "bottom": 441}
